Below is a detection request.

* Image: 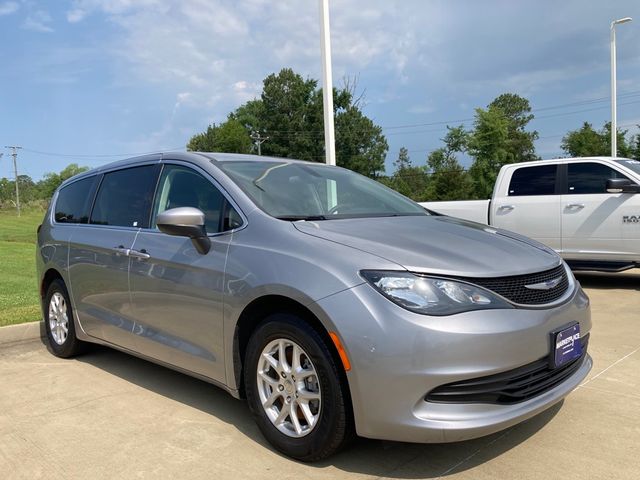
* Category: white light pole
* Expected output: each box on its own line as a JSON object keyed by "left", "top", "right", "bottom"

{"left": 319, "top": 0, "right": 336, "bottom": 166}
{"left": 611, "top": 17, "right": 632, "bottom": 158}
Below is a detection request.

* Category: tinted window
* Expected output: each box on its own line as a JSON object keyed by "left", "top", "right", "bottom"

{"left": 508, "top": 165, "right": 557, "bottom": 196}
{"left": 90, "top": 165, "right": 159, "bottom": 228}
{"left": 568, "top": 163, "right": 630, "bottom": 194}
{"left": 152, "top": 165, "right": 231, "bottom": 233}
{"left": 55, "top": 176, "right": 98, "bottom": 224}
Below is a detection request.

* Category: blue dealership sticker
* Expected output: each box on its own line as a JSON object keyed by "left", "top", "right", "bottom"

{"left": 551, "top": 323, "right": 581, "bottom": 368}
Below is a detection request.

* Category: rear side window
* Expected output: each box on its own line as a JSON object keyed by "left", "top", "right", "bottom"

{"left": 567, "top": 162, "right": 630, "bottom": 194}
{"left": 90, "top": 165, "right": 159, "bottom": 228}
{"left": 55, "top": 176, "right": 98, "bottom": 224}
{"left": 508, "top": 165, "right": 557, "bottom": 196}
{"left": 151, "top": 164, "right": 238, "bottom": 233}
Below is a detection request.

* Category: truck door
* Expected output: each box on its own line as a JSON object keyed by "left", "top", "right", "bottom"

{"left": 490, "top": 163, "right": 562, "bottom": 251}
{"left": 560, "top": 161, "right": 636, "bottom": 262}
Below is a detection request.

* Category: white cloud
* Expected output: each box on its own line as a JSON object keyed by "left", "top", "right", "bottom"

{"left": 0, "top": 1, "right": 18, "bottom": 16}
{"left": 55, "top": 0, "right": 640, "bottom": 156}
{"left": 23, "top": 10, "right": 54, "bottom": 33}
{"left": 67, "top": 9, "right": 87, "bottom": 23}
{"left": 176, "top": 91, "right": 192, "bottom": 104}
{"left": 57, "top": 0, "right": 447, "bottom": 123}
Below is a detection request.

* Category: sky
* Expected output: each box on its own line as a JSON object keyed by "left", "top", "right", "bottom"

{"left": 1, "top": 0, "right": 640, "bottom": 181}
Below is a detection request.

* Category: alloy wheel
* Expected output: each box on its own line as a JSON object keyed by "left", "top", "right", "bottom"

{"left": 256, "top": 338, "right": 322, "bottom": 438}
{"left": 49, "top": 292, "right": 69, "bottom": 346}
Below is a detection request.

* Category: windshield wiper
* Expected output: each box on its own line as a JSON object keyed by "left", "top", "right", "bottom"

{"left": 276, "top": 215, "right": 328, "bottom": 221}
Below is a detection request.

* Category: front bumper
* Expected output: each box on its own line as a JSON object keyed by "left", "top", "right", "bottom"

{"left": 312, "top": 281, "right": 592, "bottom": 443}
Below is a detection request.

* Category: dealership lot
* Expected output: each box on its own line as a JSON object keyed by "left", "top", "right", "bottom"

{"left": 0, "top": 271, "right": 638, "bottom": 480}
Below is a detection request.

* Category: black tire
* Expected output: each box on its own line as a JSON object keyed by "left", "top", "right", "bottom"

{"left": 244, "top": 314, "right": 353, "bottom": 461}
{"left": 44, "top": 279, "right": 83, "bottom": 358}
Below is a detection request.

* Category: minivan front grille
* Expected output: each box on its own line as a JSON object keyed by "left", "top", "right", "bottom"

{"left": 425, "top": 335, "right": 589, "bottom": 405}
{"left": 458, "top": 264, "right": 569, "bottom": 306}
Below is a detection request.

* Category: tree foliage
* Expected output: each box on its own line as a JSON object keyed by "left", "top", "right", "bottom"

{"left": 186, "top": 119, "right": 252, "bottom": 154}
{"left": 385, "top": 148, "right": 429, "bottom": 200}
{"left": 0, "top": 163, "right": 89, "bottom": 207}
{"left": 561, "top": 121, "right": 633, "bottom": 158}
{"left": 488, "top": 93, "right": 538, "bottom": 162}
{"left": 38, "top": 164, "right": 90, "bottom": 199}
{"left": 187, "top": 68, "right": 388, "bottom": 177}
{"left": 466, "top": 107, "right": 510, "bottom": 198}
{"left": 425, "top": 127, "right": 474, "bottom": 201}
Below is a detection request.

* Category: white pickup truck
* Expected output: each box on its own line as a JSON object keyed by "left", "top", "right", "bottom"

{"left": 421, "top": 157, "right": 640, "bottom": 272}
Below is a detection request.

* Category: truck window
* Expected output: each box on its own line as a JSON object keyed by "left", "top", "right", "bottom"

{"left": 90, "top": 165, "right": 159, "bottom": 228}
{"left": 567, "top": 163, "right": 630, "bottom": 194}
{"left": 508, "top": 165, "right": 557, "bottom": 196}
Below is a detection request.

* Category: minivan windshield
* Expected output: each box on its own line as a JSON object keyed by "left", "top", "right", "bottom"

{"left": 217, "top": 161, "right": 428, "bottom": 220}
{"left": 615, "top": 159, "right": 640, "bottom": 177}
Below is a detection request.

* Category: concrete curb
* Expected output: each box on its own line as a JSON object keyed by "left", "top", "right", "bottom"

{"left": 0, "top": 321, "right": 45, "bottom": 346}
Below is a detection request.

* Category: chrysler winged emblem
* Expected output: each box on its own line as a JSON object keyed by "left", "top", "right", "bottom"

{"left": 524, "top": 277, "right": 562, "bottom": 290}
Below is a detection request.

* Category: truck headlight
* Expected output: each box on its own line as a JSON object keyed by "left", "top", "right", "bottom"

{"left": 361, "top": 270, "right": 513, "bottom": 315}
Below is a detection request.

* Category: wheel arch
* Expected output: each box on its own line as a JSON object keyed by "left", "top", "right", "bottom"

{"left": 232, "top": 295, "right": 351, "bottom": 405}
{"left": 40, "top": 268, "right": 64, "bottom": 300}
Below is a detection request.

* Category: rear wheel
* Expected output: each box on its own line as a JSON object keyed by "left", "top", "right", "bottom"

{"left": 244, "top": 314, "right": 353, "bottom": 461}
{"left": 44, "top": 279, "right": 83, "bottom": 358}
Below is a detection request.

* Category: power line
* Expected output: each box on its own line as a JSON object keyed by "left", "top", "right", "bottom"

{"left": 9, "top": 90, "right": 640, "bottom": 169}
{"left": 380, "top": 89, "right": 640, "bottom": 131}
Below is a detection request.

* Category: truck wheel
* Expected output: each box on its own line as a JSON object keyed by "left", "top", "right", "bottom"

{"left": 244, "top": 314, "right": 353, "bottom": 461}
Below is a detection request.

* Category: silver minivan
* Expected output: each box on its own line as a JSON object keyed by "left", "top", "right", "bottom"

{"left": 37, "top": 152, "right": 592, "bottom": 460}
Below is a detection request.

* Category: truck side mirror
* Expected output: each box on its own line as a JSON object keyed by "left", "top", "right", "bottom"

{"left": 606, "top": 178, "right": 640, "bottom": 194}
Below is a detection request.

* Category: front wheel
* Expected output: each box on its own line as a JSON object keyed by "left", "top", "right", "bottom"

{"left": 244, "top": 314, "right": 353, "bottom": 461}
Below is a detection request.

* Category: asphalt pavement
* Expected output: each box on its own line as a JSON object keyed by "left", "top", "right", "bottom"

{"left": 1, "top": 271, "right": 639, "bottom": 479}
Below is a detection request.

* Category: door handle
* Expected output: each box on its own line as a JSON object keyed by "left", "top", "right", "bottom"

{"left": 113, "top": 246, "right": 130, "bottom": 256}
{"left": 566, "top": 203, "right": 585, "bottom": 210}
{"left": 128, "top": 249, "right": 150, "bottom": 260}
{"left": 498, "top": 205, "right": 514, "bottom": 211}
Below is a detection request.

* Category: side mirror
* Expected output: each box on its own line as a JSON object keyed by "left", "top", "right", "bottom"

{"left": 156, "top": 207, "right": 211, "bottom": 254}
{"left": 606, "top": 178, "right": 640, "bottom": 194}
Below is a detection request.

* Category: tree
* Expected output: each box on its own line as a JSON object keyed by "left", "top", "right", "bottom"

{"left": 561, "top": 121, "right": 632, "bottom": 158}
{"left": 38, "top": 164, "right": 89, "bottom": 199}
{"left": 393, "top": 147, "right": 411, "bottom": 171}
{"left": 334, "top": 103, "right": 387, "bottom": 177}
{"left": 386, "top": 148, "right": 428, "bottom": 200}
{"left": 630, "top": 127, "right": 640, "bottom": 160}
{"left": 466, "top": 107, "right": 511, "bottom": 198}
{"left": 258, "top": 69, "right": 321, "bottom": 161}
{"left": 488, "top": 93, "right": 539, "bottom": 162}
{"left": 187, "top": 119, "right": 252, "bottom": 153}
{"left": 186, "top": 68, "right": 388, "bottom": 178}
{"left": 425, "top": 126, "right": 475, "bottom": 201}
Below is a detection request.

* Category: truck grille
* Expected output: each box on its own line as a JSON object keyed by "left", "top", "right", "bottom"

{"left": 458, "top": 264, "right": 569, "bottom": 305}
{"left": 425, "top": 335, "right": 589, "bottom": 405}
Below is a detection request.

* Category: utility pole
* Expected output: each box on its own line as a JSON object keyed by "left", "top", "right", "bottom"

{"left": 319, "top": 0, "right": 336, "bottom": 166}
{"left": 610, "top": 17, "right": 633, "bottom": 157}
{"left": 250, "top": 132, "right": 269, "bottom": 156}
{"left": 5, "top": 146, "right": 22, "bottom": 216}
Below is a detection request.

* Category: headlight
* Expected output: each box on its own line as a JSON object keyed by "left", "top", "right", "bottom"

{"left": 361, "top": 270, "right": 513, "bottom": 315}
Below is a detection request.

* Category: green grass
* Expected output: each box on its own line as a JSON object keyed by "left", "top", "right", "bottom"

{"left": 0, "top": 209, "right": 45, "bottom": 326}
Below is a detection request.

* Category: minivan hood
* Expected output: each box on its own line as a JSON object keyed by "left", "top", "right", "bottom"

{"left": 293, "top": 215, "right": 560, "bottom": 278}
